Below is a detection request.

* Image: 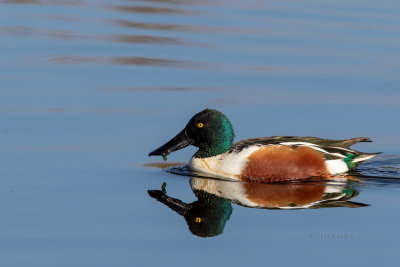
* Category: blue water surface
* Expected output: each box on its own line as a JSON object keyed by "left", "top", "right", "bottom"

{"left": 1, "top": 0, "right": 400, "bottom": 266}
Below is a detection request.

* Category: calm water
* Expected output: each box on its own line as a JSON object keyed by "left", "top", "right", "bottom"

{"left": 1, "top": 0, "right": 400, "bottom": 266}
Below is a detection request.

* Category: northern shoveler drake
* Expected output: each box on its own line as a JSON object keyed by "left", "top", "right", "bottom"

{"left": 149, "top": 109, "right": 378, "bottom": 182}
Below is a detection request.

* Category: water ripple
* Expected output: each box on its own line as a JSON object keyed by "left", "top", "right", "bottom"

{"left": 110, "top": 56, "right": 207, "bottom": 69}
{"left": 111, "top": 19, "right": 266, "bottom": 35}
{"left": 104, "top": 86, "right": 222, "bottom": 92}
{"left": 1, "top": 0, "right": 83, "bottom": 5}
{"left": 111, "top": 34, "right": 200, "bottom": 46}
{"left": 110, "top": 5, "right": 196, "bottom": 15}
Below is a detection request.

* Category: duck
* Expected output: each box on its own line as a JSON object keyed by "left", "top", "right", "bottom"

{"left": 148, "top": 109, "right": 378, "bottom": 182}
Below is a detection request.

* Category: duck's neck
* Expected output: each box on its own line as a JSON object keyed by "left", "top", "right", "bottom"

{"left": 194, "top": 143, "right": 231, "bottom": 158}
{"left": 194, "top": 133, "right": 234, "bottom": 158}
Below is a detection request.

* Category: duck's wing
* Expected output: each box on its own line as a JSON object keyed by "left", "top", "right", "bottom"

{"left": 282, "top": 136, "right": 372, "bottom": 148}
{"left": 230, "top": 136, "right": 371, "bottom": 149}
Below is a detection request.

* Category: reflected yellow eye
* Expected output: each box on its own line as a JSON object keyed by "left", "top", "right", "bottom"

{"left": 195, "top": 217, "right": 202, "bottom": 223}
{"left": 197, "top": 122, "right": 204, "bottom": 128}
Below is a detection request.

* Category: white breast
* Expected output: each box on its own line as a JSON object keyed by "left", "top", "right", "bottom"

{"left": 189, "top": 146, "right": 261, "bottom": 180}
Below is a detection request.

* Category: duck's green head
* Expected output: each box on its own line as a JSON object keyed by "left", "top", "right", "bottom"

{"left": 149, "top": 109, "right": 235, "bottom": 158}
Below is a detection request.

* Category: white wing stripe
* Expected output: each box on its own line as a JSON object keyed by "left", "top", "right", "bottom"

{"left": 279, "top": 142, "right": 329, "bottom": 153}
{"left": 279, "top": 142, "right": 347, "bottom": 158}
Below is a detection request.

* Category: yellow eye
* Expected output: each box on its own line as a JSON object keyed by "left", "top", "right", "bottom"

{"left": 197, "top": 122, "right": 204, "bottom": 128}
{"left": 195, "top": 217, "right": 202, "bottom": 223}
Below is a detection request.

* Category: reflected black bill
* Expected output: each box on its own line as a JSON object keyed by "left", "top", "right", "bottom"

{"left": 148, "top": 190, "right": 189, "bottom": 216}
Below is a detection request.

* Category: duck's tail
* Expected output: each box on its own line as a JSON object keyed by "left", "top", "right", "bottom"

{"left": 338, "top": 137, "right": 380, "bottom": 169}
{"left": 336, "top": 137, "right": 372, "bottom": 148}
{"left": 351, "top": 152, "right": 380, "bottom": 164}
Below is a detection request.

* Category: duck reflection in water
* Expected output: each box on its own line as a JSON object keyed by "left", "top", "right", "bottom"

{"left": 148, "top": 177, "right": 368, "bottom": 237}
